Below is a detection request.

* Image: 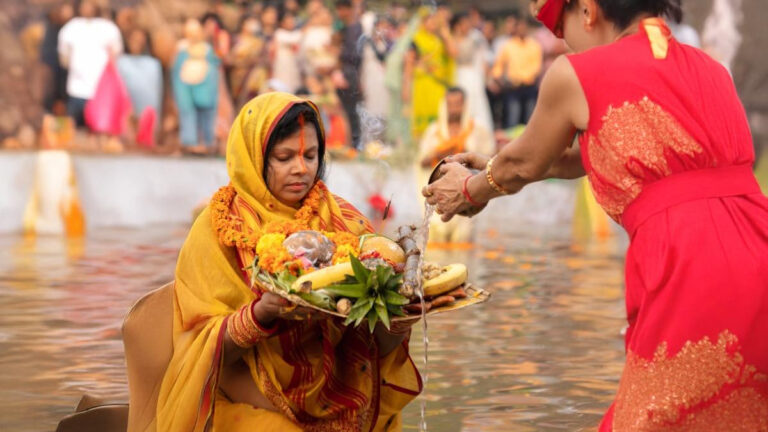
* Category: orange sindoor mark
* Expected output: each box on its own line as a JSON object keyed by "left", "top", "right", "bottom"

{"left": 297, "top": 115, "right": 308, "bottom": 174}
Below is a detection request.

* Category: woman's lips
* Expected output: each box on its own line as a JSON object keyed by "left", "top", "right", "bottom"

{"left": 287, "top": 182, "right": 307, "bottom": 191}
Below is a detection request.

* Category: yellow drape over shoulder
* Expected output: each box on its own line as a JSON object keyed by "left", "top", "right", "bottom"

{"left": 158, "top": 93, "right": 421, "bottom": 432}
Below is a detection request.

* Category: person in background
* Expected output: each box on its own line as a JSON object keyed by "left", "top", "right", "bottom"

{"left": 304, "top": 74, "right": 349, "bottom": 151}
{"left": 299, "top": 6, "right": 335, "bottom": 78}
{"left": 271, "top": 10, "right": 303, "bottom": 94}
{"left": 532, "top": 19, "right": 568, "bottom": 76}
{"left": 117, "top": 28, "right": 163, "bottom": 148}
{"left": 405, "top": 9, "right": 456, "bottom": 140}
{"left": 467, "top": 6, "right": 485, "bottom": 31}
{"left": 385, "top": 12, "right": 422, "bottom": 154}
{"left": 201, "top": 12, "right": 231, "bottom": 60}
{"left": 57, "top": 0, "right": 123, "bottom": 128}
{"left": 492, "top": 15, "right": 518, "bottom": 58}
{"left": 114, "top": 6, "right": 138, "bottom": 42}
{"left": 491, "top": 16, "right": 542, "bottom": 128}
{"left": 172, "top": 18, "right": 220, "bottom": 155}
{"left": 487, "top": 14, "right": 517, "bottom": 130}
{"left": 452, "top": 12, "right": 494, "bottom": 134}
{"left": 668, "top": 20, "right": 701, "bottom": 48}
{"left": 41, "top": 3, "right": 74, "bottom": 114}
{"left": 259, "top": 2, "right": 279, "bottom": 45}
{"left": 333, "top": 0, "right": 364, "bottom": 150}
{"left": 360, "top": 15, "right": 394, "bottom": 139}
{"left": 418, "top": 87, "right": 493, "bottom": 245}
{"left": 227, "top": 15, "right": 268, "bottom": 108}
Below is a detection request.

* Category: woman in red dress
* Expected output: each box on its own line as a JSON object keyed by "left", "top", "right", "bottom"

{"left": 424, "top": 0, "right": 768, "bottom": 429}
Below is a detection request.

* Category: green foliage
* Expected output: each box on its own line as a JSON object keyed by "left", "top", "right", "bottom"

{"left": 332, "top": 255, "right": 406, "bottom": 332}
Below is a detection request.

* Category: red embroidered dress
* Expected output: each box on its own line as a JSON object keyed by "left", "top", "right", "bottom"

{"left": 568, "top": 19, "right": 768, "bottom": 430}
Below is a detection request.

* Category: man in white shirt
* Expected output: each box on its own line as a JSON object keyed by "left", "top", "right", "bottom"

{"left": 58, "top": 0, "right": 122, "bottom": 126}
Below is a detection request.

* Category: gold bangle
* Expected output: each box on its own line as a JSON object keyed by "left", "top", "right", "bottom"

{"left": 485, "top": 156, "right": 510, "bottom": 195}
{"left": 227, "top": 301, "right": 277, "bottom": 348}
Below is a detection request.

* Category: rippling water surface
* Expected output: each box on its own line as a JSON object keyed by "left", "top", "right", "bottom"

{"left": 0, "top": 224, "right": 626, "bottom": 431}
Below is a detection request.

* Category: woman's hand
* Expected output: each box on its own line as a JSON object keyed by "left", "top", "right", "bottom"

{"left": 422, "top": 162, "right": 478, "bottom": 222}
{"left": 445, "top": 152, "right": 490, "bottom": 171}
{"left": 252, "top": 292, "right": 318, "bottom": 325}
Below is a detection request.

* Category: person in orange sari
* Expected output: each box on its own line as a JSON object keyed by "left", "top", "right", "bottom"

{"left": 157, "top": 92, "right": 422, "bottom": 432}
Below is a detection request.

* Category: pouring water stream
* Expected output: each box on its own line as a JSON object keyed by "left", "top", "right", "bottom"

{"left": 415, "top": 203, "right": 434, "bottom": 431}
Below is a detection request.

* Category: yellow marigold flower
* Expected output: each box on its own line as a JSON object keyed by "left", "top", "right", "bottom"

{"left": 332, "top": 244, "right": 358, "bottom": 265}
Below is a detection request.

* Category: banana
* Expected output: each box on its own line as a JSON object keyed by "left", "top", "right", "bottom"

{"left": 292, "top": 262, "right": 354, "bottom": 292}
{"left": 422, "top": 263, "right": 468, "bottom": 297}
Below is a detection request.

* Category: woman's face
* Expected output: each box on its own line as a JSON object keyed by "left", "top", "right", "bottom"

{"left": 281, "top": 14, "right": 296, "bottom": 31}
{"left": 266, "top": 124, "right": 320, "bottom": 207}
{"left": 262, "top": 7, "right": 278, "bottom": 27}
{"left": 127, "top": 30, "right": 147, "bottom": 55}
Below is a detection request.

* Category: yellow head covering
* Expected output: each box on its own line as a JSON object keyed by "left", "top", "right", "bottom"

{"left": 227, "top": 92, "right": 321, "bottom": 221}
{"left": 157, "top": 93, "right": 419, "bottom": 432}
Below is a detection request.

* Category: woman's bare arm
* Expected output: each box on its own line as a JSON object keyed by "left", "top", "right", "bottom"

{"left": 466, "top": 55, "right": 588, "bottom": 201}
{"left": 424, "top": 56, "right": 588, "bottom": 219}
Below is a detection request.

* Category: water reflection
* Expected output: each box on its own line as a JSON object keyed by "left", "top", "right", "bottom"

{"left": 0, "top": 224, "right": 626, "bottom": 431}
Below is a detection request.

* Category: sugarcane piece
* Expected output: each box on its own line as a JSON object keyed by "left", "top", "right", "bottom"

{"left": 397, "top": 225, "right": 420, "bottom": 299}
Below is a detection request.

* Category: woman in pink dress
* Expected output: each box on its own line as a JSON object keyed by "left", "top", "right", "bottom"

{"left": 424, "top": 0, "right": 768, "bottom": 429}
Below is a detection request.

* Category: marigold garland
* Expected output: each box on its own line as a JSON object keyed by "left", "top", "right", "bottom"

{"left": 210, "top": 182, "right": 361, "bottom": 274}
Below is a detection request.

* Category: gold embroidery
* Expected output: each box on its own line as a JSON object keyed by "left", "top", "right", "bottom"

{"left": 613, "top": 331, "right": 768, "bottom": 431}
{"left": 586, "top": 97, "right": 704, "bottom": 221}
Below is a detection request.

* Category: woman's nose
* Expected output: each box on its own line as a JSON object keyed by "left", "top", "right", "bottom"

{"left": 291, "top": 156, "right": 308, "bottom": 175}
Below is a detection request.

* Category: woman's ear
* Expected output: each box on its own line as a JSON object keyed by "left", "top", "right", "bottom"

{"left": 581, "top": 0, "right": 600, "bottom": 31}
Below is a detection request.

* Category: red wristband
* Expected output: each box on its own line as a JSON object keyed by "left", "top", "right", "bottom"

{"left": 462, "top": 175, "right": 484, "bottom": 207}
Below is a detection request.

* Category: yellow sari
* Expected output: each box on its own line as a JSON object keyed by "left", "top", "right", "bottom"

{"left": 157, "top": 93, "right": 422, "bottom": 432}
{"left": 411, "top": 27, "right": 455, "bottom": 139}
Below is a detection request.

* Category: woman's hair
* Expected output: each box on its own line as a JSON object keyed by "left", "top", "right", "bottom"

{"left": 200, "top": 12, "right": 224, "bottom": 29}
{"left": 450, "top": 12, "right": 469, "bottom": 31}
{"left": 567, "top": 0, "right": 683, "bottom": 29}
{"left": 262, "top": 103, "right": 327, "bottom": 183}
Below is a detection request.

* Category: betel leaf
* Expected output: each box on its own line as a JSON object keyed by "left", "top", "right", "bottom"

{"left": 297, "top": 290, "right": 335, "bottom": 311}
{"left": 277, "top": 270, "right": 298, "bottom": 290}
{"left": 323, "top": 283, "right": 367, "bottom": 299}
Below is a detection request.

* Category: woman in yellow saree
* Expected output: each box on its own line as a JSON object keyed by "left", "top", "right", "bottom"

{"left": 408, "top": 11, "right": 456, "bottom": 139}
{"left": 157, "top": 92, "right": 422, "bottom": 432}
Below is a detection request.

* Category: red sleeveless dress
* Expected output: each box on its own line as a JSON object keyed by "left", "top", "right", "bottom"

{"left": 567, "top": 19, "right": 768, "bottom": 431}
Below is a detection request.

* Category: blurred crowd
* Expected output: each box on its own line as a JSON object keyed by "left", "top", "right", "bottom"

{"left": 2, "top": 0, "right": 578, "bottom": 160}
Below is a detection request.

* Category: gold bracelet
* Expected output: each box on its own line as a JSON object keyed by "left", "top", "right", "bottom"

{"left": 485, "top": 156, "right": 510, "bottom": 195}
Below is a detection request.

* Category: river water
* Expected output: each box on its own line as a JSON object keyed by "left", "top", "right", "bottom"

{"left": 0, "top": 223, "right": 626, "bottom": 431}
